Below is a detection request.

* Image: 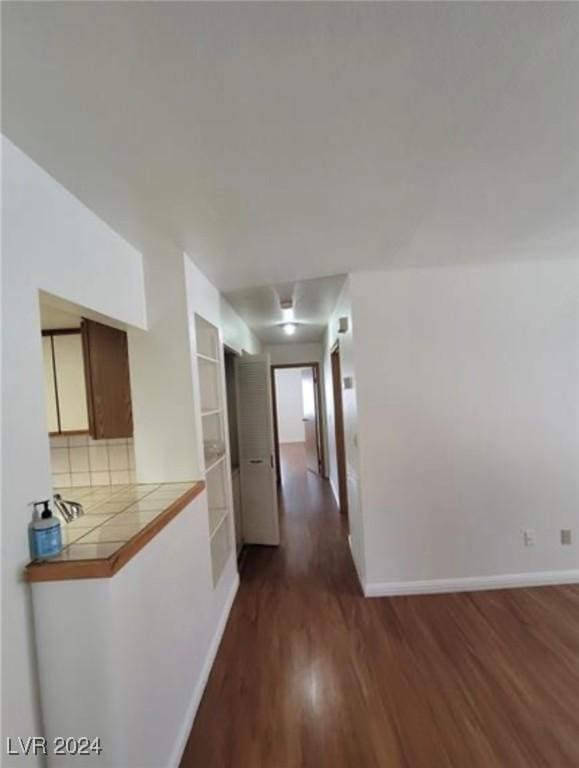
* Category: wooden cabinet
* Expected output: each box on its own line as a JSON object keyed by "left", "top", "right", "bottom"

{"left": 82, "top": 319, "right": 133, "bottom": 439}
{"left": 42, "top": 320, "right": 133, "bottom": 439}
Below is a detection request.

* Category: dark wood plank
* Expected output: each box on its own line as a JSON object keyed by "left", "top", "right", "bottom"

{"left": 181, "top": 444, "right": 579, "bottom": 768}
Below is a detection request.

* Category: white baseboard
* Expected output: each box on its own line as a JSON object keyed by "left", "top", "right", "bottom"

{"left": 364, "top": 569, "right": 579, "bottom": 597}
{"left": 169, "top": 572, "right": 240, "bottom": 768}
{"left": 279, "top": 440, "right": 306, "bottom": 445}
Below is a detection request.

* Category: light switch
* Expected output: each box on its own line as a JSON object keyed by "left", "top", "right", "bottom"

{"left": 523, "top": 529, "right": 536, "bottom": 547}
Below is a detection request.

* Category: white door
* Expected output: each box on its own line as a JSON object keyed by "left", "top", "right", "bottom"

{"left": 235, "top": 354, "right": 279, "bottom": 545}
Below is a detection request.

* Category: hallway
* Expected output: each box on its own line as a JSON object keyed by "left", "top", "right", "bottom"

{"left": 181, "top": 444, "right": 579, "bottom": 768}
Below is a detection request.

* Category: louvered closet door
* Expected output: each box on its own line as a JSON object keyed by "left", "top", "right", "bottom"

{"left": 235, "top": 354, "right": 280, "bottom": 545}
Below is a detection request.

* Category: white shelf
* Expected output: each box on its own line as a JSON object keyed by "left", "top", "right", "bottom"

{"left": 204, "top": 451, "right": 226, "bottom": 474}
{"left": 197, "top": 353, "right": 219, "bottom": 364}
{"left": 202, "top": 408, "right": 221, "bottom": 417}
{"left": 195, "top": 312, "right": 232, "bottom": 589}
{"left": 210, "top": 513, "right": 230, "bottom": 587}
{"left": 209, "top": 507, "right": 229, "bottom": 539}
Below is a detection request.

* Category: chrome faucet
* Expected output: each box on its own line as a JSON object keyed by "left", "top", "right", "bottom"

{"left": 53, "top": 494, "right": 84, "bottom": 524}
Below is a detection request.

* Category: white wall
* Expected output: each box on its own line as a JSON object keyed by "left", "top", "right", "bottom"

{"left": 275, "top": 368, "right": 306, "bottom": 443}
{"left": 322, "top": 279, "right": 366, "bottom": 585}
{"left": 2, "top": 137, "right": 147, "bottom": 761}
{"left": 266, "top": 342, "right": 324, "bottom": 366}
{"left": 128, "top": 232, "right": 201, "bottom": 484}
{"left": 220, "top": 296, "right": 262, "bottom": 356}
{"left": 350, "top": 260, "right": 579, "bottom": 593}
{"left": 186, "top": 257, "right": 260, "bottom": 356}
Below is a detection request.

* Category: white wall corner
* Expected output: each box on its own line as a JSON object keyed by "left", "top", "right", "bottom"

{"left": 363, "top": 570, "right": 579, "bottom": 598}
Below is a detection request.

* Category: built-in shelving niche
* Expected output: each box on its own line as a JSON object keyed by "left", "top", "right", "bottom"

{"left": 195, "top": 313, "right": 232, "bottom": 587}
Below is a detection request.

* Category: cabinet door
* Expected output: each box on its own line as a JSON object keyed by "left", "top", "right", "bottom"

{"left": 52, "top": 334, "right": 89, "bottom": 432}
{"left": 82, "top": 319, "right": 133, "bottom": 439}
{"left": 42, "top": 336, "right": 59, "bottom": 433}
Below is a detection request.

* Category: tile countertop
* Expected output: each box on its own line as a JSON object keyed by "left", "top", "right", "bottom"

{"left": 25, "top": 481, "right": 205, "bottom": 582}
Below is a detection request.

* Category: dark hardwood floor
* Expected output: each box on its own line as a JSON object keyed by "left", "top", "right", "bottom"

{"left": 181, "top": 443, "right": 579, "bottom": 767}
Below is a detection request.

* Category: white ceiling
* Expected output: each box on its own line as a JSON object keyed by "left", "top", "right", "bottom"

{"left": 3, "top": 2, "right": 578, "bottom": 299}
{"left": 226, "top": 274, "right": 345, "bottom": 345}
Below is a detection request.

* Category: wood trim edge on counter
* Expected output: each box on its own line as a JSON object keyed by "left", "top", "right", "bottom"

{"left": 25, "top": 481, "right": 206, "bottom": 583}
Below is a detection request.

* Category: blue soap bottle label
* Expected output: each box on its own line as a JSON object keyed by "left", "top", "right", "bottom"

{"left": 29, "top": 500, "right": 62, "bottom": 560}
{"left": 36, "top": 523, "right": 62, "bottom": 558}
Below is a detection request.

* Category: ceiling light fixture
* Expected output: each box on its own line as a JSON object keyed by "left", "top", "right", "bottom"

{"left": 280, "top": 298, "right": 294, "bottom": 323}
{"left": 282, "top": 323, "right": 297, "bottom": 336}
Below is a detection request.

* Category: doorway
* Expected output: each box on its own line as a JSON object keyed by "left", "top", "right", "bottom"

{"left": 330, "top": 343, "right": 348, "bottom": 517}
{"left": 271, "top": 363, "right": 324, "bottom": 485}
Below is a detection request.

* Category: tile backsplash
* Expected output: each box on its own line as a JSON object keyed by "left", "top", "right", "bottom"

{"left": 50, "top": 435, "right": 136, "bottom": 488}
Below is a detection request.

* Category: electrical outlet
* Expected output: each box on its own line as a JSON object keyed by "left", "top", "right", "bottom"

{"left": 561, "top": 529, "right": 572, "bottom": 546}
{"left": 523, "top": 529, "right": 536, "bottom": 547}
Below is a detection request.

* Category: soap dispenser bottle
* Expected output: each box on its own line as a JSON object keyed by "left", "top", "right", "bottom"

{"left": 29, "top": 500, "right": 62, "bottom": 560}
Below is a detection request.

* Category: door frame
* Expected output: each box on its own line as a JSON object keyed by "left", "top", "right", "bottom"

{"left": 223, "top": 344, "right": 243, "bottom": 556}
{"left": 271, "top": 362, "right": 325, "bottom": 484}
{"left": 330, "top": 342, "right": 348, "bottom": 517}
